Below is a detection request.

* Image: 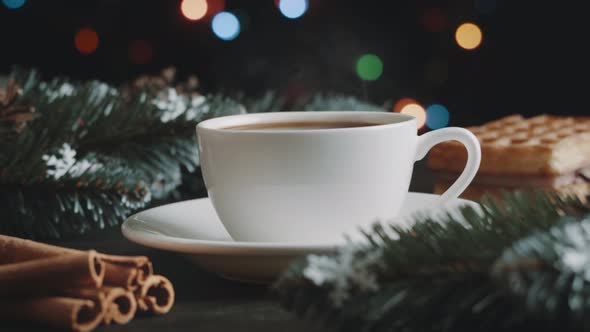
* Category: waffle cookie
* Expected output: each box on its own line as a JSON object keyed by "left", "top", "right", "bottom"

{"left": 428, "top": 114, "right": 590, "bottom": 201}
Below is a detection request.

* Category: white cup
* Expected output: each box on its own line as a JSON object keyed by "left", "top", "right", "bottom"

{"left": 197, "top": 111, "right": 480, "bottom": 243}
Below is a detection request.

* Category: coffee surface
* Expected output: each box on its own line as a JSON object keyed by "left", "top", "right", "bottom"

{"left": 224, "top": 121, "right": 380, "bottom": 130}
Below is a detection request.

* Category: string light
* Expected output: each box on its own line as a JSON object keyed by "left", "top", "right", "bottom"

{"left": 426, "top": 104, "right": 450, "bottom": 129}
{"left": 455, "top": 22, "right": 483, "bottom": 50}
{"left": 129, "top": 40, "right": 154, "bottom": 65}
{"left": 212, "top": 11, "right": 240, "bottom": 41}
{"left": 356, "top": 54, "right": 383, "bottom": 81}
{"left": 2, "top": 0, "right": 25, "bottom": 9}
{"left": 400, "top": 103, "right": 426, "bottom": 129}
{"left": 74, "top": 28, "right": 99, "bottom": 55}
{"left": 279, "top": 0, "right": 308, "bottom": 19}
{"left": 181, "top": 0, "right": 208, "bottom": 21}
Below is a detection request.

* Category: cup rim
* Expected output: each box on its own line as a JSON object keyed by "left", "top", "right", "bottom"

{"left": 197, "top": 111, "right": 417, "bottom": 134}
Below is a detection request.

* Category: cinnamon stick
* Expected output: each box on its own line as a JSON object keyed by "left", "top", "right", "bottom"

{"left": 0, "top": 250, "right": 105, "bottom": 295}
{"left": 0, "top": 234, "right": 153, "bottom": 287}
{"left": 0, "top": 234, "right": 176, "bottom": 329}
{"left": 135, "top": 275, "right": 175, "bottom": 315}
{"left": 102, "top": 255, "right": 153, "bottom": 287}
{"left": 0, "top": 234, "right": 79, "bottom": 263}
{"left": 103, "top": 264, "right": 139, "bottom": 289}
{"left": 103, "top": 287, "right": 137, "bottom": 325}
{"left": 63, "top": 286, "right": 137, "bottom": 325}
{"left": 0, "top": 297, "right": 104, "bottom": 332}
{"left": 102, "top": 287, "right": 137, "bottom": 325}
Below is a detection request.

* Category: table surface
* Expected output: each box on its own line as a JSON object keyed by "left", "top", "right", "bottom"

{"left": 1, "top": 162, "right": 434, "bottom": 332}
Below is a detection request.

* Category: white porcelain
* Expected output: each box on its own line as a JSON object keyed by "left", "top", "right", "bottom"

{"left": 196, "top": 111, "right": 481, "bottom": 243}
{"left": 121, "top": 193, "right": 479, "bottom": 282}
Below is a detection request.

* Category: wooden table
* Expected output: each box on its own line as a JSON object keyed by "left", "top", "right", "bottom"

{"left": 1, "top": 162, "right": 434, "bottom": 332}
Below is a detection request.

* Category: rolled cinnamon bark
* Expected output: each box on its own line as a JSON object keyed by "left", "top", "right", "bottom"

{"left": 0, "top": 297, "right": 104, "bottom": 332}
{"left": 103, "top": 264, "right": 139, "bottom": 289}
{"left": 0, "top": 234, "right": 79, "bottom": 263}
{"left": 0, "top": 234, "right": 152, "bottom": 287}
{"left": 102, "top": 256, "right": 153, "bottom": 287}
{"left": 63, "top": 287, "right": 137, "bottom": 325}
{"left": 0, "top": 250, "right": 105, "bottom": 295}
{"left": 135, "top": 275, "right": 175, "bottom": 315}
{"left": 102, "top": 287, "right": 137, "bottom": 325}
{"left": 103, "top": 287, "right": 137, "bottom": 325}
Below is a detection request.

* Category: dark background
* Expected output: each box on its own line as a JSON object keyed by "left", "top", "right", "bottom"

{"left": 0, "top": 0, "right": 587, "bottom": 126}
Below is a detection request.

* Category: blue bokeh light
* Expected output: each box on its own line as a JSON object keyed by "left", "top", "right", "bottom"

{"left": 212, "top": 12, "right": 241, "bottom": 41}
{"left": 279, "top": 0, "right": 308, "bottom": 19}
{"left": 2, "top": 0, "right": 26, "bottom": 9}
{"left": 426, "top": 104, "right": 450, "bottom": 129}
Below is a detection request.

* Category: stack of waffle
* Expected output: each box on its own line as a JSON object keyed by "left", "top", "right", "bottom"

{"left": 427, "top": 114, "right": 590, "bottom": 201}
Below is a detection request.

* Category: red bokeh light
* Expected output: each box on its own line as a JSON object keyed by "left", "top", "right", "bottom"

{"left": 74, "top": 28, "right": 99, "bottom": 55}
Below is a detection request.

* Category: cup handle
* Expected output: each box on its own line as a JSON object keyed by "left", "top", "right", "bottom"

{"left": 415, "top": 127, "right": 481, "bottom": 203}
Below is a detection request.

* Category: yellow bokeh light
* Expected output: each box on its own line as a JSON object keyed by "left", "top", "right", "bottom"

{"left": 400, "top": 103, "right": 426, "bottom": 128}
{"left": 181, "top": 0, "right": 208, "bottom": 21}
{"left": 455, "top": 22, "right": 482, "bottom": 50}
{"left": 393, "top": 97, "right": 417, "bottom": 113}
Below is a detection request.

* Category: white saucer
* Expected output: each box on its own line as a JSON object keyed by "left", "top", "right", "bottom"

{"left": 122, "top": 192, "right": 478, "bottom": 282}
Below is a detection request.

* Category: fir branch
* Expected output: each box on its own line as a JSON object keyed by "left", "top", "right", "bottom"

{"left": 0, "top": 68, "right": 243, "bottom": 238}
{"left": 0, "top": 184, "right": 144, "bottom": 239}
{"left": 0, "top": 152, "right": 149, "bottom": 239}
{"left": 493, "top": 215, "right": 590, "bottom": 329}
{"left": 275, "top": 191, "right": 590, "bottom": 332}
{"left": 74, "top": 92, "right": 243, "bottom": 198}
{"left": 2, "top": 68, "right": 243, "bottom": 177}
{"left": 91, "top": 137, "right": 197, "bottom": 199}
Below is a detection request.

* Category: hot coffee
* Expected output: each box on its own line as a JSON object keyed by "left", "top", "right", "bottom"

{"left": 224, "top": 121, "right": 380, "bottom": 130}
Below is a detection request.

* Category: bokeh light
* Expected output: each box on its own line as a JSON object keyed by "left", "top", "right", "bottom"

{"left": 421, "top": 8, "right": 447, "bottom": 32}
{"left": 279, "top": 0, "right": 308, "bottom": 19}
{"left": 74, "top": 28, "right": 99, "bottom": 55}
{"left": 129, "top": 40, "right": 154, "bottom": 65}
{"left": 400, "top": 103, "right": 426, "bottom": 128}
{"left": 212, "top": 12, "right": 240, "bottom": 41}
{"left": 426, "top": 104, "right": 450, "bottom": 129}
{"left": 2, "top": 0, "right": 25, "bottom": 9}
{"left": 393, "top": 98, "right": 418, "bottom": 113}
{"left": 455, "top": 22, "right": 483, "bottom": 50}
{"left": 181, "top": 0, "right": 208, "bottom": 21}
{"left": 356, "top": 54, "right": 383, "bottom": 81}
